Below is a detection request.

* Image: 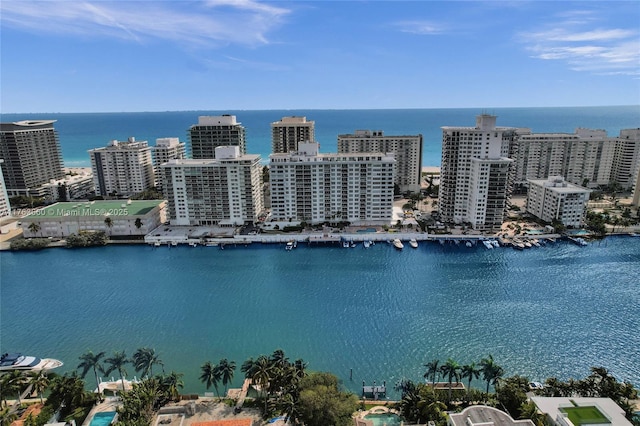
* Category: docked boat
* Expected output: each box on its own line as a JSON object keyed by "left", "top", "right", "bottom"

{"left": 363, "top": 240, "right": 371, "bottom": 248}
{"left": 392, "top": 239, "right": 404, "bottom": 250}
{"left": 285, "top": 241, "right": 294, "bottom": 251}
{"left": 0, "top": 353, "right": 63, "bottom": 372}
{"left": 465, "top": 241, "right": 472, "bottom": 248}
{"left": 491, "top": 240, "right": 500, "bottom": 248}
{"left": 482, "top": 240, "right": 494, "bottom": 250}
{"left": 409, "top": 239, "right": 418, "bottom": 248}
{"left": 629, "top": 232, "right": 640, "bottom": 237}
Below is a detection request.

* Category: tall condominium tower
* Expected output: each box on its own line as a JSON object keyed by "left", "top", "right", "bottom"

{"left": 153, "top": 137, "right": 186, "bottom": 191}
{"left": 613, "top": 129, "right": 640, "bottom": 190}
{"left": 440, "top": 114, "right": 514, "bottom": 232}
{"left": 269, "top": 143, "right": 395, "bottom": 225}
{"left": 0, "top": 120, "right": 64, "bottom": 197}
{"left": 337, "top": 130, "right": 423, "bottom": 193}
{"left": 189, "top": 115, "right": 246, "bottom": 159}
{"left": 271, "top": 116, "right": 315, "bottom": 154}
{"left": 89, "top": 137, "right": 155, "bottom": 197}
{"left": 0, "top": 160, "right": 10, "bottom": 219}
{"left": 161, "top": 146, "right": 263, "bottom": 226}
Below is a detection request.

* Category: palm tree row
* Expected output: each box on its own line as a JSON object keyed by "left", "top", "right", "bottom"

{"left": 423, "top": 355, "right": 504, "bottom": 400}
{"left": 199, "top": 358, "right": 236, "bottom": 400}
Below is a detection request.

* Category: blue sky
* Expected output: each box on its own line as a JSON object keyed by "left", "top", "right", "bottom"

{"left": 1, "top": 1, "right": 639, "bottom": 113}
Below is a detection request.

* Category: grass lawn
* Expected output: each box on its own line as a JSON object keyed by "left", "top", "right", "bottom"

{"left": 560, "top": 405, "right": 610, "bottom": 425}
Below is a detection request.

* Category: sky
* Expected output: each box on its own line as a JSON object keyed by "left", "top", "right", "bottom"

{"left": 1, "top": 0, "right": 639, "bottom": 113}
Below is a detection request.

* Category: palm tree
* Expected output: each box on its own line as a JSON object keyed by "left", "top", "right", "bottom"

{"left": 133, "top": 347, "right": 163, "bottom": 378}
{"left": 480, "top": 355, "right": 504, "bottom": 395}
{"left": 163, "top": 371, "right": 184, "bottom": 402}
{"left": 251, "top": 355, "right": 274, "bottom": 413}
{"left": 134, "top": 218, "right": 143, "bottom": 231}
{"left": 104, "top": 351, "right": 130, "bottom": 393}
{"left": 439, "top": 358, "right": 461, "bottom": 401}
{"left": 217, "top": 359, "right": 236, "bottom": 396}
{"left": 28, "top": 370, "right": 50, "bottom": 404}
{"left": 460, "top": 363, "right": 481, "bottom": 399}
{"left": 423, "top": 359, "right": 440, "bottom": 386}
{"left": 104, "top": 216, "right": 113, "bottom": 235}
{"left": 241, "top": 357, "right": 258, "bottom": 379}
{"left": 0, "top": 407, "right": 18, "bottom": 426}
{"left": 199, "top": 361, "right": 221, "bottom": 399}
{"left": 27, "top": 222, "right": 41, "bottom": 237}
{"left": 0, "top": 371, "right": 27, "bottom": 406}
{"left": 77, "top": 350, "right": 106, "bottom": 396}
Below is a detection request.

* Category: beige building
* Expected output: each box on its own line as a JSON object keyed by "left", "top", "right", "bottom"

{"left": 440, "top": 114, "right": 514, "bottom": 232}
{"left": 0, "top": 160, "right": 10, "bottom": 219}
{"left": 271, "top": 116, "right": 315, "bottom": 154}
{"left": 269, "top": 142, "right": 395, "bottom": 225}
{"left": 189, "top": 115, "right": 246, "bottom": 159}
{"left": 337, "top": 130, "right": 423, "bottom": 193}
{"left": 527, "top": 176, "right": 591, "bottom": 227}
{"left": 89, "top": 137, "right": 155, "bottom": 197}
{"left": 153, "top": 137, "right": 186, "bottom": 191}
{"left": 20, "top": 200, "right": 166, "bottom": 238}
{"left": 161, "top": 146, "right": 263, "bottom": 226}
{"left": 42, "top": 168, "right": 95, "bottom": 202}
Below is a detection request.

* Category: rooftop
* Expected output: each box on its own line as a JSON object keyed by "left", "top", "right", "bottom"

{"left": 531, "top": 397, "right": 632, "bottom": 426}
{"left": 448, "top": 405, "right": 535, "bottom": 426}
{"left": 23, "top": 200, "right": 164, "bottom": 219}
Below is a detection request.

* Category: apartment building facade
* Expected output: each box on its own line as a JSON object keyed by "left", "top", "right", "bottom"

{"left": 440, "top": 114, "right": 514, "bottom": 231}
{"left": 526, "top": 176, "right": 591, "bottom": 227}
{"left": 89, "top": 137, "right": 155, "bottom": 197}
{"left": 269, "top": 143, "right": 395, "bottom": 225}
{"left": 189, "top": 115, "right": 246, "bottom": 159}
{"left": 0, "top": 160, "right": 10, "bottom": 219}
{"left": 271, "top": 116, "right": 315, "bottom": 154}
{"left": 337, "top": 130, "right": 423, "bottom": 193}
{"left": 153, "top": 137, "right": 186, "bottom": 191}
{"left": 161, "top": 147, "right": 263, "bottom": 226}
{"left": 612, "top": 128, "right": 640, "bottom": 190}
{"left": 0, "top": 120, "right": 64, "bottom": 197}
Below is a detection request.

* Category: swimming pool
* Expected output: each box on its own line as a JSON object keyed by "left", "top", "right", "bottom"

{"left": 363, "top": 413, "right": 402, "bottom": 426}
{"left": 357, "top": 228, "right": 377, "bottom": 233}
{"left": 89, "top": 411, "right": 117, "bottom": 426}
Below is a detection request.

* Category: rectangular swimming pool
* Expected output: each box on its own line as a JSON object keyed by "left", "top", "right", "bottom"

{"left": 89, "top": 411, "right": 117, "bottom": 426}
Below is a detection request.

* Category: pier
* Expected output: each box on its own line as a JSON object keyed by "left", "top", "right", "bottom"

{"left": 362, "top": 381, "right": 386, "bottom": 400}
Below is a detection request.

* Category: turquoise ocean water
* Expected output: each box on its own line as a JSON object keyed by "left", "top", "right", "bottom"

{"left": 1, "top": 106, "right": 639, "bottom": 396}
{"left": 1, "top": 106, "right": 639, "bottom": 167}
{"left": 2, "top": 238, "right": 639, "bottom": 396}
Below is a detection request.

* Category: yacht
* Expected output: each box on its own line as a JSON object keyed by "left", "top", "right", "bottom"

{"left": 0, "top": 353, "right": 63, "bottom": 372}
{"left": 285, "top": 241, "right": 294, "bottom": 251}
{"left": 409, "top": 239, "right": 418, "bottom": 248}
{"left": 482, "top": 240, "right": 494, "bottom": 250}
{"left": 491, "top": 240, "right": 500, "bottom": 248}
{"left": 392, "top": 239, "right": 404, "bottom": 250}
{"left": 363, "top": 240, "right": 371, "bottom": 248}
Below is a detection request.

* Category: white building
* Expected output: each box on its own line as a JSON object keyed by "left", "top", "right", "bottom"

{"left": 531, "top": 397, "right": 632, "bottom": 426}
{"left": 612, "top": 128, "right": 640, "bottom": 190}
{"left": 271, "top": 116, "right": 315, "bottom": 154}
{"left": 269, "top": 142, "right": 395, "bottom": 225}
{"left": 189, "top": 115, "right": 246, "bottom": 159}
{"left": 20, "top": 200, "right": 166, "bottom": 238}
{"left": 527, "top": 176, "right": 591, "bottom": 227}
{"left": 440, "top": 114, "right": 514, "bottom": 232}
{"left": 337, "top": 130, "right": 423, "bottom": 193}
{"left": 0, "top": 160, "right": 10, "bottom": 219}
{"left": 161, "top": 146, "right": 263, "bottom": 226}
{"left": 89, "top": 137, "right": 155, "bottom": 197}
{"left": 153, "top": 137, "right": 186, "bottom": 190}
{"left": 448, "top": 405, "right": 534, "bottom": 426}
{"left": 42, "top": 168, "right": 95, "bottom": 202}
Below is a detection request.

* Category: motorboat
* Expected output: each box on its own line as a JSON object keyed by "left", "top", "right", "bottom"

{"left": 363, "top": 240, "right": 371, "bottom": 248}
{"left": 0, "top": 353, "right": 63, "bottom": 372}
{"left": 392, "top": 239, "right": 404, "bottom": 250}
{"left": 465, "top": 241, "right": 472, "bottom": 248}
{"left": 491, "top": 240, "right": 500, "bottom": 248}
{"left": 409, "top": 239, "right": 418, "bottom": 248}
{"left": 285, "top": 241, "right": 294, "bottom": 251}
{"left": 482, "top": 240, "right": 494, "bottom": 250}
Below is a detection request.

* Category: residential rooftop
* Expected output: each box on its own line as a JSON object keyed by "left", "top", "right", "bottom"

{"left": 23, "top": 200, "right": 164, "bottom": 219}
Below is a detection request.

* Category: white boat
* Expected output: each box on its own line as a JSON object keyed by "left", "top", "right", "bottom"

{"left": 153, "top": 242, "right": 161, "bottom": 247}
{"left": 363, "top": 240, "right": 371, "bottom": 248}
{"left": 285, "top": 241, "right": 294, "bottom": 251}
{"left": 409, "top": 239, "right": 418, "bottom": 248}
{"left": 0, "top": 353, "right": 63, "bottom": 372}
{"left": 482, "top": 240, "right": 494, "bottom": 250}
{"left": 465, "top": 241, "right": 472, "bottom": 248}
{"left": 392, "top": 239, "right": 404, "bottom": 250}
{"left": 629, "top": 232, "right": 640, "bottom": 237}
{"left": 342, "top": 240, "right": 350, "bottom": 248}
{"left": 189, "top": 242, "right": 198, "bottom": 247}
{"left": 531, "top": 239, "right": 541, "bottom": 247}
{"left": 491, "top": 240, "right": 500, "bottom": 248}
{"left": 523, "top": 241, "right": 532, "bottom": 248}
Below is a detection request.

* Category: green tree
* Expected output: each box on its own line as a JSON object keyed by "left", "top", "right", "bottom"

{"left": 480, "top": 355, "right": 504, "bottom": 395}
{"left": 241, "top": 357, "right": 258, "bottom": 379}
{"left": 424, "top": 359, "right": 440, "bottom": 387}
{"left": 132, "top": 347, "right": 163, "bottom": 378}
{"left": 461, "top": 362, "right": 481, "bottom": 398}
{"left": 0, "top": 370, "right": 27, "bottom": 406}
{"left": 28, "top": 370, "right": 50, "bottom": 404}
{"left": 134, "top": 218, "right": 143, "bottom": 230}
{"left": 296, "top": 372, "right": 359, "bottom": 426}
{"left": 77, "top": 350, "right": 106, "bottom": 397}
{"left": 104, "top": 216, "right": 113, "bottom": 235}
{"left": 439, "top": 358, "right": 461, "bottom": 401}
{"left": 104, "top": 351, "right": 130, "bottom": 393}
{"left": 199, "top": 361, "right": 221, "bottom": 399}
{"left": 27, "top": 222, "right": 41, "bottom": 237}
{"left": 162, "top": 371, "right": 184, "bottom": 402}
{"left": 251, "top": 355, "right": 274, "bottom": 413}
{"left": 217, "top": 358, "right": 236, "bottom": 396}
{"left": 496, "top": 375, "right": 530, "bottom": 419}
{"left": 0, "top": 407, "right": 18, "bottom": 426}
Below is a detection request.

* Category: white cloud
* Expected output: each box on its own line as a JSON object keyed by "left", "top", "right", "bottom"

{"left": 0, "top": 0, "right": 291, "bottom": 47}
{"left": 518, "top": 11, "right": 640, "bottom": 76}
{"left": 392, "top": 20, "right": 446, "bottom": 35}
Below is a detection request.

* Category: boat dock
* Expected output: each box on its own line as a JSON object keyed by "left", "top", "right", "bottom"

{"left": 362, "top": 381, "right": 386, "bottom": 400}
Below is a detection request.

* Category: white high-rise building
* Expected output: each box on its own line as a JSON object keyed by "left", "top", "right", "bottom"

{"left": 0, "top": 160, "right": 11, "bottom": 219}
{"left": 337, "top": 130, "right": 423, "bottom": 193}
{"left": 153, "top": 138, "right": 186, "bottom": 190}
{"left": 89, "top": 137, "right": 155, "bottom": 197}
{"left": 161, "top": 147, "right": 263, "bottom": 226}
{"left": 612, "top": 128, "right": 640, "bottom": 190}
{"left": 269, "top": 143, "right": 395, "bottom": 225}
{"left": 527, "top": 176, "right": 591, "bottom": 227}
{"left": 440, "top": 114, "right": 514, "bottom": 231}
{"left": 189, "top": 115, "right": 246, "bottom": 159}
{"left": 271, "top": 116, "right": 315, "bottom": 154}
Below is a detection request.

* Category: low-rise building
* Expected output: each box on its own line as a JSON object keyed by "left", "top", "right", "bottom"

{"left": 41, "top": 168, "right": 95, "bottom": 202}
{"left": 530, "top": 397, "right": 632, "bottom": 426}
{"left": 448, "top": 405, "right": 535, "bottom": 426}
{"left": 526, "top": 176, "right": 591, "bottom": 227}
{"left": 20, "top": 200, "right": 166, "bottom": 238}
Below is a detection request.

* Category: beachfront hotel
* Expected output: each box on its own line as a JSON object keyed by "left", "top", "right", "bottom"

{"left": 153, "top": 137, "right": 186, "bottom": 191}
{"left": 0, "top": 120, "right": 65, "bottom": 197}
{"left": 439, "top": 114, "right": 514, "bottom": 232}
{"left": 268, "top": 142, "right": 395, "bottom": 225}
{"left": 89, "top": 137, "right": 155, "bottom": 197}
{"left": 19, "top": 199, "right": 166, "bottom": 238}
{"left": 189, "top": 115, "right": 246, "bottom": 159}
{"left": 526, "top": 176, "right": 591, "bottom": 228}
{"left": 337, "top": 130, "right": 423, "bottom": 193}
{"left": 271, "top": 116, "right": 315, "bottom": 154}
{"left": 161, "top": 146, "right": 263, "bottom": 226}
